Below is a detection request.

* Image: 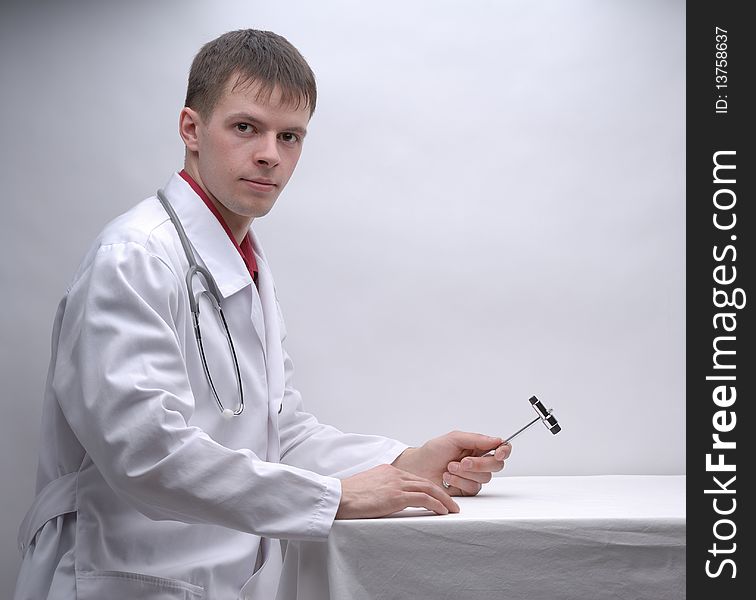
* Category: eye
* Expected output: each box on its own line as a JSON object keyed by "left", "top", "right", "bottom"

{"left": 235, "top": 122, "right": 255, "bottom": 134}
{"left": 279, "top": 132, "right": 300, "bottom": 145}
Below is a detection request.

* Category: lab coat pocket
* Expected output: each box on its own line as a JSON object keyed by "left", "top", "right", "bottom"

{"left": 76, "top": 570, "right": 205, "bottom": 599}
{"left": 238, "top": 537, "right": 283, "bottom": 600}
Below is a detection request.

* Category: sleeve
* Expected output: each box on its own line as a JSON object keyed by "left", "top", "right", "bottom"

{"left": 275, "top": 305, "right": 409, "bottom": 478}
{"left": 52, "top": 241, "right": 340, "bottom": 541}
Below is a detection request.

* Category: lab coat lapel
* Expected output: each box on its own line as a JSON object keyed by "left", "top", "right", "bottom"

{"left": 161, "top": 173, "right": 267, "bottom": 347}
{"left": 162, "top": 172, "right": 253, "bottom": 299}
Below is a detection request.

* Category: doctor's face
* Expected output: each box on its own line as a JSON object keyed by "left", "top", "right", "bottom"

{"left": 180, "top": 78, "right": 310, "bottom": 231}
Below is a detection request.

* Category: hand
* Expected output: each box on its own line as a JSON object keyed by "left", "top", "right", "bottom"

{"left": 392, "top": 431, "right": 512, "bottom": 496}
{"left": 336, "top": 464, "right": 460, "bottom": 519}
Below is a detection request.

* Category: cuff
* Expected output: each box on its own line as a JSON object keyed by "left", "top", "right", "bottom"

{"left": 307, "top": 476, "right": 342, "bottom": 540}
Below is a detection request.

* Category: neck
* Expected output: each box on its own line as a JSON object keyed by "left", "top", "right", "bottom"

{"left": 182, "top": 162, "right": 251, "bottom": 244}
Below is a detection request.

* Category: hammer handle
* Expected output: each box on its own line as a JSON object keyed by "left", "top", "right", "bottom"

{"left": 503, "top": 414, "right": 542, "bottom": 444}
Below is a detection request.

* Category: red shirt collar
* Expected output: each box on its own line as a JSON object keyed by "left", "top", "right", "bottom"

{"left": 179, "top": 169, "right": 259, "bottom": 285}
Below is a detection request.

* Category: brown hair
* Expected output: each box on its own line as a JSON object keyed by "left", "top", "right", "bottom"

{"left": 185, "top": 29, "right": 317, "bottom": 119}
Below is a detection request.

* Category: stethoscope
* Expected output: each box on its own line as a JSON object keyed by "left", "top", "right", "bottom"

{"left": 157, "top": 189, "right": 244, "bottom": 418}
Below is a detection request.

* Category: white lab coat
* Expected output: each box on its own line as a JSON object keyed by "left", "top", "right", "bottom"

{"left": 14, "top": 172, "right": 408, "bottom": 600}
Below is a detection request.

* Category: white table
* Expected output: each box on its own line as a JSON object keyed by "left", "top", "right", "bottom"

{"left": 278, "top": 475, "right": 685, "bottom": 600}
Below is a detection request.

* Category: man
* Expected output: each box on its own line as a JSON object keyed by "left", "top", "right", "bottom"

{"left": 14, "top": 29, "right": 511, "bottom": 599}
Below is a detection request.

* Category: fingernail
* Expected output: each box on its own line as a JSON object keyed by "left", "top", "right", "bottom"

{"left": 449, "top": 463, "right": 459, "bottom": 473}
{"left": 442, "top": 473, "right": 451, "bottom": 485}
{"left": 461, "top": 458, "right": 472, "bottom": 470}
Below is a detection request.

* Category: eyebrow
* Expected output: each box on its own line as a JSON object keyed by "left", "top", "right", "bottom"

{"left": 227, "top": 113, "right": 308, "bottom": 137}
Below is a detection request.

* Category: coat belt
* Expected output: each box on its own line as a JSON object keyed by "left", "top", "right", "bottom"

{"left": 18, "top": 472, "right": 78, "bottom": 554}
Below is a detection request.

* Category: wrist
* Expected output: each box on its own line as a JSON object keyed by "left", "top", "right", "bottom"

{"left": 391, "top": 446, "right": 418, "bottom": 472}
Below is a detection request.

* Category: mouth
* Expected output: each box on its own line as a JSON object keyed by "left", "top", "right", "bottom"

{"left": 241, "top": 178, "right": 277, "bottom": 192}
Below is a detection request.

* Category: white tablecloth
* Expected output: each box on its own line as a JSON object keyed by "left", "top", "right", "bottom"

{"left": 278, "top": 475, "right": 685, "bottom": 600}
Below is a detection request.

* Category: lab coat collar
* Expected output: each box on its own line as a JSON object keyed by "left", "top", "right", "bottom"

{"left": 160, "top": 172, "right": 254, "bottom": 299}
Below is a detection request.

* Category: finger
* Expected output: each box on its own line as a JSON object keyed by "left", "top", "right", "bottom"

{"left": 463, "top": 455, "right": 506, "bottom": 473}
{"left": 405, "top": 477, "right": 461, "bottom": 513}
{"left": 494, "top": 442, "right": 512, "bottom": 461}
{"left": 449, "top": 456, "right": 505, "bottom": 474}
{"left": 446, "top": 469, "right": 492, "bottom": 485}
{"left": 448, "top": 431, "right": 503, "bottom": 453}
{"left": 443, "top": 472, "right": 482, "bottom": 496}
{"left": 402, "top": 491, "right": 453, "bottom": 515}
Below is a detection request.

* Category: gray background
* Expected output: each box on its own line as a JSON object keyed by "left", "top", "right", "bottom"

{"left": 0, "top": 0, "right": 685, "bottom": 593}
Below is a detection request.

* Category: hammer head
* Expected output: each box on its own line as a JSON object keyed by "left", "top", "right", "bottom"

{"left": 529, "top": 395, "right": 561, "bottom": 434}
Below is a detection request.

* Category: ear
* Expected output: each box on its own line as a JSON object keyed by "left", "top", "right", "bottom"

{"left": 179, "top": 107, "right": 202, "bottom": 152}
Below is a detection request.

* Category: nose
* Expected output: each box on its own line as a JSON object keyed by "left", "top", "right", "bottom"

{"left": 252, "top": 133, "right": 280, "bottom": 167}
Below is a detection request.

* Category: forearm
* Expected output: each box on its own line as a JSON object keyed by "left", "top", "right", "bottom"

{"left": 280, "top": 409, "right": 408, "bottom": 478}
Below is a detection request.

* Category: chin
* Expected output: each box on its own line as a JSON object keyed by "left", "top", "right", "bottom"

{"left": 226, "top": 196, "right": 277, "bottom": 220}
{"left": 247, "top": 202, "right": 277, "bottom": 219}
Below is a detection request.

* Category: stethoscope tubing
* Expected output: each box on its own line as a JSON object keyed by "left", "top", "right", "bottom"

{"left": 156, "top": 189, "right": 244, "bottom": 417}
